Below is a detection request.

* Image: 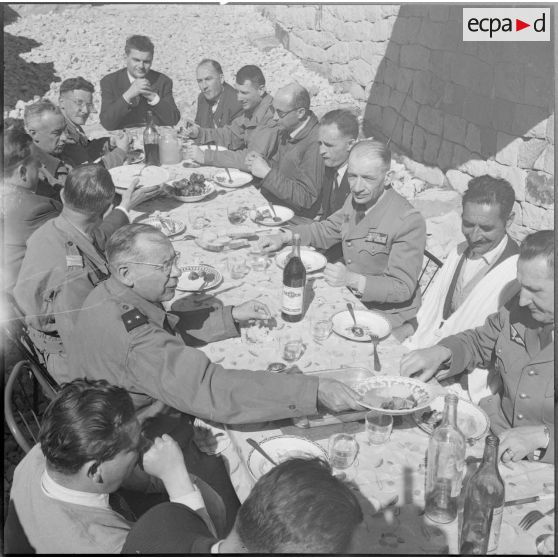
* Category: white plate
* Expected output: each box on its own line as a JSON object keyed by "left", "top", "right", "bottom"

{"left": 167, "top": 179, "right": 215, "bottom": 202}
{"left": 275, "top": 247, "right": 327, "bottom": 273}
{"left": 331, "top": 309, "right": 392, "bottom": 341}
{"left": 355, "top": 376, "right": 435, "bottom": 415}
{"left": 250, "top": 205, "right": 294, "bottom": 227}
{"left": 412, "top": 396, "right": 490, "bottom": 441}
{"left": 140, "top": 216, "right": 186, "bottom": 237}
{"left": 109, "top": 165, "right": 169, "bottom": 191}
{"left": 246, "top": 435, "right": 328, "bottom": 480}
{"left": 177, "top": 264, "right": 222, "bottom": 292}
{"left": 212, "top": 169, "right": 252, "bottom": 188}
{"left": 199, "top": 145, "right": 228, "bottom": 152}
{"left": 126, "top": 149, "right": 145, "bottom": 164}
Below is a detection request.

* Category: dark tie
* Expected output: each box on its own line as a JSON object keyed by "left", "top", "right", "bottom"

{"left": 354, "top": 203, "right": 366, "bottom": 224}
{"left": 109, "top": 491, "right": 136, "bottom": 522}
{"left": 538, "top": 324, "right": 553, "bottom": 350}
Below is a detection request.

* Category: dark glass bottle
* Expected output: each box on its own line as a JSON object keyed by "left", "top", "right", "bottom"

{"left": 460, "top": 435, "right": 505, "bottom": 555}
{"left": 281, "top": 233, "right": 306, "bottom": 322}
{"left": 143, "top": 110, "right": 160, "bottom": 166}
{"left": 425, "top": 394, "right": 466, "bottom": 523}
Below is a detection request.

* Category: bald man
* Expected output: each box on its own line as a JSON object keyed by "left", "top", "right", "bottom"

{"left": 246, "top": 83, "right": 325, "bottom": 224}
{"left": 260, "top": 139, "right": 426, "bottom": 334}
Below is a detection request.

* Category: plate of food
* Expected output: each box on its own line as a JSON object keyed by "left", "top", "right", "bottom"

{"left": 246, "top": 435, "right": 328, "bottom": 480}
{"left": 177, "top": 264, "right": 222, "bottom": 292}
{"left": 109, "top": 165, "right": 169, "bottom": 191}
{"left": 412, "top": 396, "right": 490, "bottom": 441}
{"left": 126, "top": 149, "right": 145, "bottom": 164}
{"left": 355, "top": 376, "right": 435, "bottom": 415}
{"left": 140, "top": 214, "right": 186, "bottom": 237}
{"left": 275, "top": 247, "right": 327, "bottom": 273}
{"left": 164, "top": 173, "right": 215, "bottom": 202}
{"left": 213, "top": 169, "right": 252, "bottom": 188}
{"left": 250, "top": 205, "right": 294, "bottom": 226}
{"left": 194, "top": 230, "right": 250, "bottom": 252}
{"left": 331, "top": 309, "right": 392, "bottom": 341}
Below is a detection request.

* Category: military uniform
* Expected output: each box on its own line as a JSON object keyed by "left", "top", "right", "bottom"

{"left": 438, "top": 294, "right": 554, "bottom": 464}
{"left": 292, "top": 186, "right": 426, "bottom": 327}
{"left": 67, "top": 276, "right": 319, "bottom": 424}
{"left": 13, "top": 212, "right": 127, "bottom": 381}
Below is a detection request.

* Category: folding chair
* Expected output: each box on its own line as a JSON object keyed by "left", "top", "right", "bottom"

{"left": 419, "top": 249, "right": 443, "bottom": 296}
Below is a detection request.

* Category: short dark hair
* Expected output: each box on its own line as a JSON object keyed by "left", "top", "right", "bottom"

{"left": 236, "top": 65, "right": 265, "bottom": 87}
{"left": 59, "top": 77, "right": 95, "bottom": 96}
{"left": 39, "top": 379, "right": 137, "bottom": 475}
{"left": 4, "top": 128, "right": 34, "bottom": 174}
{"left": 462, "top": 175, "right": 515, "bottom": 220}
{"left": 320, "top": 109, "right": 359, "bottom": 140}
{"left": 106, "top": 223, "right": 167, "bottom": 268}
{"left": 236, "top": 458, "right": 362, "bottom": 553}
{"left": 125, "top": 35, "right": 154, "bottom": 55}
{"left": 519, "top": 230, "right": 554, "bottom": 276}
{"left": 197, "top": 59, "right": 223, "bottom": 75}
{"left": 63, "top": 164, "right": 115, "bottom": 216}
{"left": 350, "top": 138, "right": 391, "bottom": 169}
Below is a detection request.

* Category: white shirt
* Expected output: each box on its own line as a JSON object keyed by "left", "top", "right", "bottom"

{"left": 290, "top": 116, "right": 310, "bottom": 139}
{"left": 126, "top": 71, "right": 160, "bottom": 106}
{"left": 461, "top": 235, "right": 508, "bottom": 285}
{"left": 334, "top": 163, "right": 348, "bottom": 189}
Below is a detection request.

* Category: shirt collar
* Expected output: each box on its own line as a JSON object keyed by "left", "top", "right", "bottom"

{"left": 290, "top": 116, "right": 311, "bottom": 139}
{"left": 210, "top": 540, "right": 223, "bottom": 554}
{"left": 41, "top": 470, "right": 110, "bottom": 509}
{"left": 127, "top": 71, "right": 136, "bottom": 84}
{"left": 467, "top": 234, "right": 508, "bottom": 265}
{"left": 336, "top": 162, "right": 348, "bottom": 183}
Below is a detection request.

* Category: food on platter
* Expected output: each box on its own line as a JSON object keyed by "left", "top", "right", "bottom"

{"left": 166, "top": 173, "right": 210, "bottom": 197}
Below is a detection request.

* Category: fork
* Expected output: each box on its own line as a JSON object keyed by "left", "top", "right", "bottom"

{"left": 519, "top": 507, "right": 554, "bottom": 531}
{"left": 224, "top": 168, "right": 234, "bottom": 183}
{"left": 369, "top": 334, "right": 381, "bottom": 371}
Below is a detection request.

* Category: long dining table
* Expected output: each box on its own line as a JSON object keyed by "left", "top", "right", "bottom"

{"left": 127, "top": 159, "right": 555, "bottom": 555}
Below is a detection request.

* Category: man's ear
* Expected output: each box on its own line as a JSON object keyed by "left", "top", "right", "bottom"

{"left": 219, "top": 74, "right": 225, "bottom": 85}
{"left": 258, "top": 85, "right": 265, "bottom": 98}
{"left": 86, "top": 460, "right": 103, "bottom": 484}
{"left": 384, "top": 169, "right": 395, "bottom": 184}
{"left": 18, "top": 164, "right": 27, "bottom": 182}
{"left": 505, "top": 212, "right": 515, "bottom": 230}
{"left": 115, "top": 262, "right": 135, "bottom": 287}
{"left": 347, "top": 138, "right": 356, "bottom": 152}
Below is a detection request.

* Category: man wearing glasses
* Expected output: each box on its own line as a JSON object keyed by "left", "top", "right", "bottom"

{"left": 58, "top": 76, "right": 131, "bottom": 169}
{"left": 246, "top": 83, "right": 325, "bottom": 224}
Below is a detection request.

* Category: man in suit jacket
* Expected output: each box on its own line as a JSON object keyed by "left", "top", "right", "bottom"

{"left": 194, "top": 59, "right": 242, "bottom": 129}
{"left": 100, "top": 35, "right": 180, "bottom": 130}
{"left": 260, "top": 139, "right": 426, "bottom": 330}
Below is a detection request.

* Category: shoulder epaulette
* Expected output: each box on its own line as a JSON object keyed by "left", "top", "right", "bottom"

{"left": 120, "top": 304, "right": 149, "bottom": 332}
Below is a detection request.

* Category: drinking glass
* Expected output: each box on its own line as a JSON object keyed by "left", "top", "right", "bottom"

{"left": 365, "top": 411, "right": 393, "bottom": 445}
{"left": 328, "top": 433, "right": 359, "bottom": 470}
{"left": 227, "top": 255, "right": 250, "bottom": 279}
{"left": 281, "top": 334, "right": 305, "bottom": 362}
{"left": 227, "top": 205, "right": 249, "bottom": 225}
{"left": 248, "top": 253, "right": 270, "bottom": 272}
{"left": 311, "top": 319, "right": 332, "bottom": 342}
{"left": 188, "top": 209, "right": 210, "bottom": 230}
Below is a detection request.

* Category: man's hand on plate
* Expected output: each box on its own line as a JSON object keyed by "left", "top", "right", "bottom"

{"left": 232, "top": 300, "right": 271, "bottom": 322}
{"left": 499, "top": 425, "right": 549, "bottom": 463}
{"left": 120, "top": 178, "right": 160, "bottom": 211}
{"left": 399, "top": 346, "right": 452, "bottom": 383}
{"left": 317, "top": 377, "right": 364, "bottom": 412}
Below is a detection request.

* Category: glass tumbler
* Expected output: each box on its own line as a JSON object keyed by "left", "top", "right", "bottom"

{"left": 328, "top": 433, "right": 359, "bottom": 470}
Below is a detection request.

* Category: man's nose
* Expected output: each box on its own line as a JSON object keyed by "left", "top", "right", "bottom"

{"left": 518, "top": 287, "right": 531, "bottom": 307}
{"left": 469, "top": 227, "right": 483, "bottom": 243}
{"left": 59, "top": 130, "right": 69, "bottom": 143}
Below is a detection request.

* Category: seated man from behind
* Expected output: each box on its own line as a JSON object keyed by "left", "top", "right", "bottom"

{"left": 100, "top": 35, "right": 180, "bottom": 131}
{"left": 404, "top": 175, "right": 519, "bottom": 402}
{"left": 246, "top": 83, "right": 325, "bottom": 223}
{"left": 260, "top": 139, "right": 426, "bottom": 333}
{"left": 123, "top": 457, "right": 363, "bottom": 554}
{"left": 9, "top": 379, "right": 217, "bottom": 554}
{"left": 59, "top": 76, "right": 130, "bottom": 168}
{"left": 194, "top": 59, "right": 242, "bottom": 129}
{"left": 401, "top": 230, "right": 554, "bottom": 465}
{"left": 184, "top": 65, "right": 278, "bottom": 172}
{"left": 13, "top": 164, "right": 156, "bottom": 382}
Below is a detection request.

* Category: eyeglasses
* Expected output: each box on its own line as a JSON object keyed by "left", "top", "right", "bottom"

{"left": 273, "top": 106, "right": 301, "bottom": 118}
{"left": 126, "top": 252, "right": 181, "bottom": 274}
{"left": 68, "top": 97, "right": 94, "bottom": 110}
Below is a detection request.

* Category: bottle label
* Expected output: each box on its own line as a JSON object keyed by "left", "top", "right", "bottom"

{"left": 282, "top": 286, "right": 304, "bottom": 315}
{"left": 487, "top": 506, "right": 503, "bottom": 554}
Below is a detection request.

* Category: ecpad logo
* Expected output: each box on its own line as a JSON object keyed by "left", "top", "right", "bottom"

{"left": 463, "top": 8, "right": 550, "bottom": 41}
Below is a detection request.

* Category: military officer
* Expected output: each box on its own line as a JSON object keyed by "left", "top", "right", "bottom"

{"left": 401, "top": 230, "right": 554, "bottom": 464}
{"left": 259, "top": 139, "right": 426, "bottom": 333}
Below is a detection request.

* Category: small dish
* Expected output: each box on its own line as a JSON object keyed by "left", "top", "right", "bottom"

{"left": 250, "top": 205, "right": 294, "bottom": 227}
{"left": 331, "top": 309, "right": 392, "bottom": 341}
{"left": 213, "top": 169, "right": 252, "bottom": 188}
{"left": 140, "top": 216, "right": 187, "bottom": 237}
{"left": 177, "top": 264, "right": 222, "bottom": 292}
{"left": 166, "top": 178, "right": 215, "bottom": 202}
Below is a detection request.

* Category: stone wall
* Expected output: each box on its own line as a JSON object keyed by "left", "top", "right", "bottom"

{"left": 261, "top": 4, "right": 554, "bottom": 238}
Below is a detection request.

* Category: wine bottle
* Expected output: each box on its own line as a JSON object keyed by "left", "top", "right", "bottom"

{"left": 281, "top": 233, "right": 306, "bottom": 322}
{"left": 424, "top": 393, "right": 466, "bottom": 523}
{"left": 143, "top": 110, "right": 160, "bottom": 166}
{"left": 460, "top": 435, "right": 505, "bottom": 555}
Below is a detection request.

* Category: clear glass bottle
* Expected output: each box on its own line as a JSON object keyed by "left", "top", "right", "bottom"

{"left": 460, "top": 435, "right": 505, "bottom": 555}
{"left": 158, "top": 127, "right": 181, "bottom": 164}
{"left": 424, "top": 393, "right": 466, "bottom": 523}
{"left": 143, "top": 110, "right": 160, "bottom": 166}
{"left": 281, "top": 233, "right": 306, "bottom": 323}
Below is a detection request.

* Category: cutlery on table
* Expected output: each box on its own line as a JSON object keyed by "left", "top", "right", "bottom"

{"left": 505, "top": 494, "right": 554, "bottom": 507}
{"left": 224, "top": 167, "right": 234, "bottom": 184}
{"left": 346, "top": 302, "right": 364, "bottom": 337}
{"left": 246, "top": 438, "right": 277, "bottom": 467}
{"left": 369, "top": 334, "right": 381, "bottom": 371}
{"left": 267, "top": 202, "right": 282, "bottom": 223}
{"left": 519, "top": 507, "right": 554, "bottom": 531}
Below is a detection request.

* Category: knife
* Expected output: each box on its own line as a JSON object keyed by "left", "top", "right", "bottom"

{"left": 504, "top": 494, "right": 554, "bottom": 507}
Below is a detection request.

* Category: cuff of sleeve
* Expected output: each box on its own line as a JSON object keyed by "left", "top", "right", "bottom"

{"left": 114, "top": 205, "right": 131, "bottom": 221}
{"left": 170, "top": 485, "right": 205, "bottom": 511}
{"left": 437, "top": 337, "right": 465, "bottom": 379}
{"left": 148, "top": 93, "right": 161, "bottom": 106}
{"left": 223, "top": 305, "right": 241, "bottom": 337}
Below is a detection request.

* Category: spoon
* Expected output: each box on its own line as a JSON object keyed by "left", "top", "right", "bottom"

{"left": 267, "top": 202, "right": 282, "bottom": 223}
{"left": 370, "top": 334, "right": 381, "bottom": 371}
{"left": 224, "top": 167, "right": 234, "bottom": 184}
{"left": 346, "top": 302, "right": 364, "bottom": 337}
{"left": 247, "top": 438, "right": 277, "bottom": 466}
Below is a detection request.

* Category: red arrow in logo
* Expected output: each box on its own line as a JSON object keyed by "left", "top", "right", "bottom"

{"left": 516, "top": 18, "right": 530, "bottom": 31}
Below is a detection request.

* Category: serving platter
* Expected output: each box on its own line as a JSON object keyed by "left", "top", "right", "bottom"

{"left": 140, "top": 215, "right": 187, "bottom": 237}
{"left": 250, "top": 205, "right": 294, "bottom": 226}
{"left": 109, "top": 165, "right": 169, "bottom": 190}
{"left": 166, "top": 178, "right": 216, "bottom": 202}
{"left": 212, "top": 169, "right": 252, "bottom": 188}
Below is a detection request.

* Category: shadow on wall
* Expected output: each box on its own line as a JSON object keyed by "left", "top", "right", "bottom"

{"left": 3, "top": 5, "right": 60, "bottom": 108}
{"left": 363, "top": 4, "right": 554, "bottom": 176}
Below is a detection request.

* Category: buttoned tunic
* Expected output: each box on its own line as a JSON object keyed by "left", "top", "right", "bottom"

{"left": 67, "top": 277, "right": 319, "bottom": 425}
{"left": 292, "top": 187, "right": 426, "bottom": 327}
{"left": 438, "top": 295, "right": 554, "bottom": 464}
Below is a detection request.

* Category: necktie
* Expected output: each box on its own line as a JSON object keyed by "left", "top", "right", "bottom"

{"left": 354, "top": 203, "right": 366, "bottom": 224}
{"left": 538, "top": 324, "right": 553, "bottom": 350}
{"left": 109, "top": 491, "right": 136, "bottom": 522}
